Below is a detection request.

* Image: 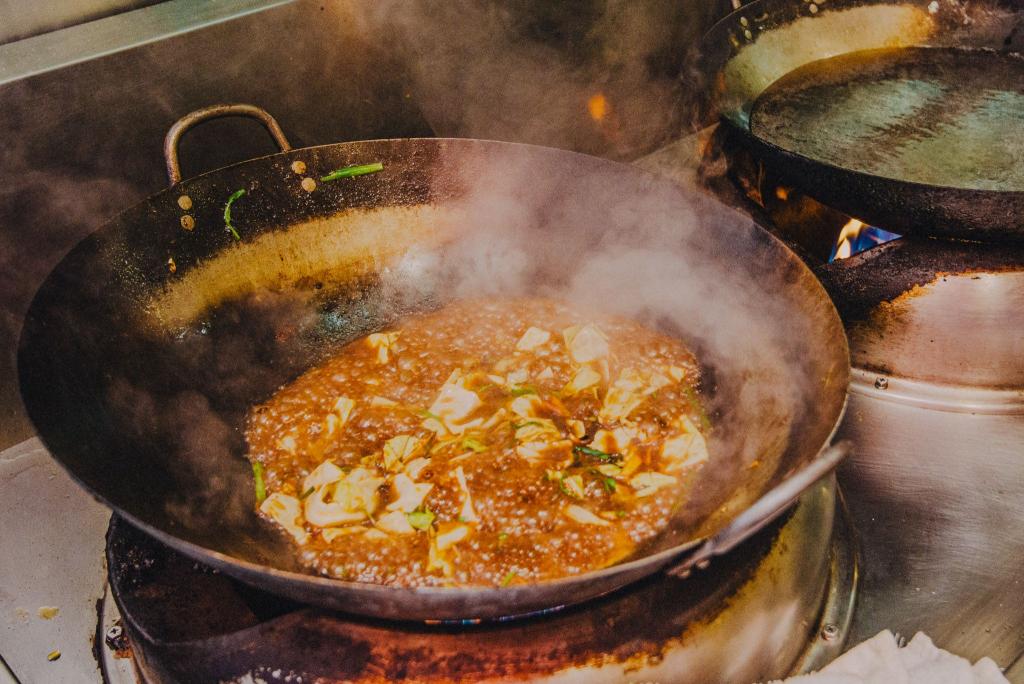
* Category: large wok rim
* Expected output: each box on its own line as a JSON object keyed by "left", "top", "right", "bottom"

{"left": 723, "top": 116, "right": 1024, "bottom": 202}
{"left": 108, "top": 135, "right": 750, "bottom": 223}
{"left": 704, "top": 0, "right": 1024, "bottom": 199}
{"left": 17, "top": 135, "right": 851, "bottom": 615}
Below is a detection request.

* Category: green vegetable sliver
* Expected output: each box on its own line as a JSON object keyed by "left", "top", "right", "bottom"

{"left": 417, "top": 408, "right": 444, "bottom": 423}
{"left": 573, "top": 444, "right": 619, "bottom": 461}
{"left": 252, "top": 461, "right": 266, "bottom": 503}
{"left": 406, "top": 509, "right": 435, "bottom": 530}
{"left": 321, "top": 162, "right": 384, "bottom": 182}
{"left": 461, "top": 437, "right": 488, "bottom": 453}
{"left": 588, "top": 469, "right": 617, "bottom": 493}
{"left": 223, "top": 188, "right": 246, "bottom": 240}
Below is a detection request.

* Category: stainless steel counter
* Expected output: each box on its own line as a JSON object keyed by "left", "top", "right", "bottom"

{"left": 0, "top": 440, "right": 110, "bottom": 683}
{"left": 839, "top": 370, "right": 1024, "bottom": 669}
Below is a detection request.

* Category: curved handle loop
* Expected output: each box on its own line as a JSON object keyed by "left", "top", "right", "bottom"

{"left": 163, "top": 104, "right": 292, "bottom": 185}
{"left": 666, "top": 440, "right": 852, "bottom": 578}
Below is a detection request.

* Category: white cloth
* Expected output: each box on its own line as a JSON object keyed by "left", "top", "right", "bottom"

{"left": 770, "top": 631, "right": 1009, "bottom": 684}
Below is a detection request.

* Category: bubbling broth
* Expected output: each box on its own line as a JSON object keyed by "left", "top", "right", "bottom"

{"left": 246, "top": 298, "right": 709, "bottom": 587}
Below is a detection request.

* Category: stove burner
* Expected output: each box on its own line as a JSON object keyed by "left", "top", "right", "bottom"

{"left": 694, "top": 123, "right": 909, "bottom": 264}
{"left": 100, "top": 478, "right": 855, "bottom": 684}
{"left": 828, "top": 223, "right": 900, "bottom": 262}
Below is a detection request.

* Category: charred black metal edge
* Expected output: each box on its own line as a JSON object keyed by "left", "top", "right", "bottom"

{"left": 816, "top": 238, "right": 1024, "bottom": 323}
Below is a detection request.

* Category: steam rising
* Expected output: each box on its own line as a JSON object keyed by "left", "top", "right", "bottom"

{"left": 377, "top": 146, "right": 836, "bottom": 538}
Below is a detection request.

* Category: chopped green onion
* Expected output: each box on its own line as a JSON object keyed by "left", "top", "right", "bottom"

{"left": 252, "top": 462, "right": 266, "bottom": 503}
{"left": 406, "top": 508, "right": 435, "bottom": 531}
{"left": 298, "top": 486, "right": 315, "bottom": 500}
{"left": 500, "top": 570, "right": 517, "bottom": 587}
{"left": 223, "top": 189, "right": 246, "bottom": 240}
{"left": 558, "top": 475, "right": 585, "bottom": 499}
{"left": 509, "top": 384, "right": 538, "bottom": 396}
{"left": 417, "top": 408, "right": 444, "bottom": 423}
{"left": 497, "top": 532, "right": 509, "bottom": 545}
{"left": 461, "top": 437, "right": 488, "bottom": 453}
{"left": 573, "top": 444, "right": 621, "bottom": 462}
{"left": 615, "top": 510, "right": 627, "bottom": 518}
{"left": 320, "top": 162, "right": 384, "bottom": 182}
{"left": 589, "top": 468, "right": 618, "bottom": 493}
{"left": 511, "top": 420, "right": 543, "bottom": 430}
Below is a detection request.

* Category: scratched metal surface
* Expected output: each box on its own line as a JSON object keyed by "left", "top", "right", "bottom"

{"left": 0, "top": 439, "right": 111, "bottom": 683}
{"left": 749, "top": 47, "right": 1024, "bottom": 193}
{"left": 818, "top": 241, "right": 1024, "bottom": 675}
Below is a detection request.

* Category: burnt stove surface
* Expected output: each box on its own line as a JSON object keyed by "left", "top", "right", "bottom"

{"left": 816, "top": 237, "right": 1024, "bottom": 322}
{"left": 103, "top": 507, "right": 807, "bottom": 684}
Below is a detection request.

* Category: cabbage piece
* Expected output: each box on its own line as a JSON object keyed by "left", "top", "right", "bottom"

{"left": 515, "top": 326, "right": 551, "bottom": 351}
{"left": 260, "top": 493, "right": 310, "bottom": 544}
{"left": 563, "top": 504, "right": 610, "bottom": 526}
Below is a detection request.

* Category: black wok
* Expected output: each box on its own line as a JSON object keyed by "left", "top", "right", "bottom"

{"left": 17, "top": 105, "right": 849, "bottom": 620}
{"left": 702, "top": 0, "right": 1024, "bottom": 241}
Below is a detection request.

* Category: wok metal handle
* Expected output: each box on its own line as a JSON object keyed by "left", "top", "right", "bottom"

{"left": 163, "top": 103, "right": 292, "bottom": 185}
{"left": 666, "top": 440, "right": 851, "bottom": 578}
